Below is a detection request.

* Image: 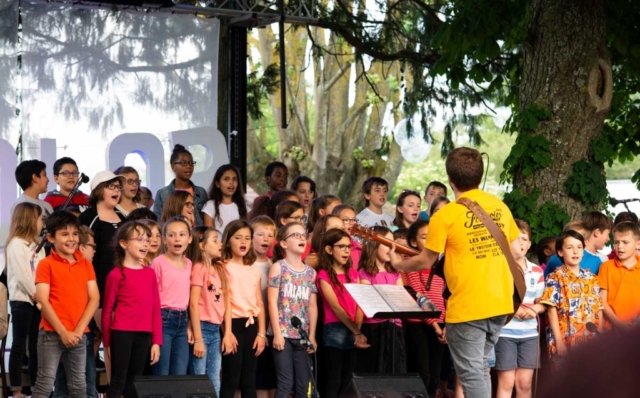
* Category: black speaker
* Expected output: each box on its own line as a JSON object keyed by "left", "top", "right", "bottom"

{"left": 132, "top": 375, "right": 217, "bottom": 398}
{"left": 346, "top": 374, "right": 428, "bottom": 398}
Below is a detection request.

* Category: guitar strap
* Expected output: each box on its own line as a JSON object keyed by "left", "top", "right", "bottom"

{"left": 426, "top": 198, "right": 526, "bottom": 322}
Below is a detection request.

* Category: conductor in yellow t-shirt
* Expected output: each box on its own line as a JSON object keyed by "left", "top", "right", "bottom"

{"left": 391, "top": 147, "right": 519, "bottom": 398}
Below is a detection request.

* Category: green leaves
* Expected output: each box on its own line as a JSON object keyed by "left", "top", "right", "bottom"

{"left": 563, "top": 160, "right": 608, "bottom": 205}
{"left": 501, "top": 133, "right": 552, "bottom": 183}
{"left": 503, "top": 188, "right": 570, "bottom": 243}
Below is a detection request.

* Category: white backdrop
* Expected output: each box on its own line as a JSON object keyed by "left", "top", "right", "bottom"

{"left": 0, "top": 1, "right": 228, "bottom": 246}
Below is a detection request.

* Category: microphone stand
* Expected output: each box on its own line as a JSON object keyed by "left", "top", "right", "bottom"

{"left": 293, "top": 322, "right": 319, "bottom": 398}
{"left": 35, "top": 174, "right": 88, "bottom": 254}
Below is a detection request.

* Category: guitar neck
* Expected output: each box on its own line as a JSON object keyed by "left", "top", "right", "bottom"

{"left": 373, "top": 235, "right": 421, "bottom": 257}
{"left": 350, "top": 224, "right": 421, "bottom": 257}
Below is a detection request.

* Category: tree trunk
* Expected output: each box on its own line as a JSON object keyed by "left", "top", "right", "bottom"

{"left": 515, "top": 0, "right": 610, "bottom": 219}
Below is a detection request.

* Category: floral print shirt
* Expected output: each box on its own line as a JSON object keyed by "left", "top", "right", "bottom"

{"left": 541, "top": 265, "right": 603, "bottom": 362}
{"left": 267, "top": 260, "right": 317, "bottom": 339}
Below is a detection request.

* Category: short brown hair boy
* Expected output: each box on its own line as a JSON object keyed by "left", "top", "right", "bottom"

{"left": 445, "top": 147, "right": 483, "bottom": 192}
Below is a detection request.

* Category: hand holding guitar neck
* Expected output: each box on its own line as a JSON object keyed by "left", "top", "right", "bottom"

{"left": 349, "top": 224, "right": 420, "bottom": 257}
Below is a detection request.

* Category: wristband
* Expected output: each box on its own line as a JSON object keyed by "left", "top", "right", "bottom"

{"left": 354, "top": 332, "right": 362, "bottom": 336}
{"left": 194, "top": 339, "right": 204, "bottom": 343}
{"left": 257, "top": 333, "right": 267, "bottom": 340}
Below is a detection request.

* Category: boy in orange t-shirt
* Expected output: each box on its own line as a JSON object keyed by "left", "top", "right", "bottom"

{"left": 31, "top": 211, "right": 100, "bottom": 398}
{"left": 598, "top": 222, "right": 640, "bottom": 329}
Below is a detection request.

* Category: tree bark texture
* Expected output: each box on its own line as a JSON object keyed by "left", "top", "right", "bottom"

{"left": 516, "top": 0, "right": 610, "bottom": 218}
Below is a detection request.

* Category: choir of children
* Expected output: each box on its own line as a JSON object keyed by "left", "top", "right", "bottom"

{"left": 3, "top": 147, "right": 639, "bottom": 398}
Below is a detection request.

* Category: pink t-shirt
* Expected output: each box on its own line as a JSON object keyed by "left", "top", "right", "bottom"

{"left": 102, "top": 266, "right": 162, "bottom": 347}
{"left": 226, "top": 261, "right": 262, "bottom": 319}
{"left": 316, "top": 268, "right": 358, "bottom": 325}
{"left": 150, "top": 255, "right": 192, "bottom": 311}
{"left": 358, "top": 269, "right": 402, "bottom": 325}
{"left": 191, "top": 263, "right": 226, "bottom": 325}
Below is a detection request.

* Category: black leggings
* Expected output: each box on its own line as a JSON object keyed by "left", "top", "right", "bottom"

{"left": 323, "top": 347, "right": 356, "bottom": 398}
{"left": 107, "top": 331, "right": 151, "bottom": 398}
{"left": 220, "top": 318, "right": 258, "bottom": 398}
{"left": 405, "top": 322, "right": 445, "bottom": 395}
{"left": 9, "top": 301, "right": 40, "bottom": 391}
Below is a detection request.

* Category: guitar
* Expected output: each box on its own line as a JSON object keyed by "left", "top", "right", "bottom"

{"left": 349, "top": 223, "right": 447, "bottom": 295}
{"left": 349, "top": 224, "right": 421, "bottom": 257}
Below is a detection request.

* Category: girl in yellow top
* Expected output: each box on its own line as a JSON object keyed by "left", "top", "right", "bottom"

{"left": 219, "top": 220, "right": 266, "bottom": 398}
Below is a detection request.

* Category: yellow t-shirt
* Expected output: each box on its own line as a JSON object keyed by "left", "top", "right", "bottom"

{"left": 425, "top": 189, "right": 519, "bottom": 323}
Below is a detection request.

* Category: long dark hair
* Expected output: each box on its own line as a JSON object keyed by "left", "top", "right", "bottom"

{"left": 317, "top": 229, "right": 353, "bottom": 290}
{"left": 394, "top": 190, "right": 421, "bottom": 227}
{"left": 307, "top": 194, "right": 341, "bottom": 233}
{"left": 114, "top": 221, "right": 152, "bottom": 280}
{"left": 207, "top": 164, "right": 247, "bottom": 224}
{"left": 291, "top": 176, "right": 318, "bottom": 200}
{"left": 311, "top": 215, "right": 342, "bottom": 253}
{"left": 274, "top": 200, "right": 304, "bottom": 228}
{"left": 221, "top": 220, "right": 256, "bottom": 265}
{"left": 407, "top": 219, "right": 430, "bottom": 250}
{"left": 249, "top": 190, "right": 297, "bottom": 221}
{"left": 358, "top": 226, "right": 396, "bottom": 276}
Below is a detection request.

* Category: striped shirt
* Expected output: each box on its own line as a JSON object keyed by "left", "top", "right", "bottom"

{"left": 500, "top": 259, "right": 544, "bottom": 338}
{"left": 402, "top": 270, "right": 446, "bottom": 324}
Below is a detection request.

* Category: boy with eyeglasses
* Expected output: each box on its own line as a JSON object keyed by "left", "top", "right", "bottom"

{"left": 44, "top": 157, "right": 90, "bottom": 214}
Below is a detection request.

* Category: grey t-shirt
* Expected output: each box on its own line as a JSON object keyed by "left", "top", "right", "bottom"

{"left": 12, "top": 194, "right": 54, "bottom": 222}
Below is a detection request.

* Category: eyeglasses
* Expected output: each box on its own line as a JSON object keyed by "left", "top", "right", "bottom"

{"left": 287, "top": 216, "right": 305, "bottom": 223}
{"left": 342, "top": 218, "right": 357, "bottom": 224}
{"left": 333, "top": 244, "right": 353, "bottom": 251}
{"left": 184, "top": 202, "right": 195, "bottom": 209}
{"left": 283, "top": 232, "right": 308, "bottom": 240}
{"left": 57, "top": 171, "right": 79, "bottom": 177}
{"left": 107, "top": 184, "right": 123, "bottom": 191}
{"left": 129, "top": 237, "right": 151, "bottom": 244}
{"left": 125, "top": 178, "right": 141, "bottom": 186}
{"left": 173, "top": 161, "right": 197, "bottom": 167}
{"left": 82, "top": 243, "right": 96, "bottom": 249}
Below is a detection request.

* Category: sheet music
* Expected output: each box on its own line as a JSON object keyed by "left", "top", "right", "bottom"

{"left": 373, "top": 284, "right": 423, "bottom": 312}
{"left": 344, "top": 284, "right": 393, "bottom": 318}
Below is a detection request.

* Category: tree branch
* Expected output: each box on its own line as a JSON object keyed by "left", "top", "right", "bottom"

{"left": 324, "top": 60, "right": 353, "bottom": 92}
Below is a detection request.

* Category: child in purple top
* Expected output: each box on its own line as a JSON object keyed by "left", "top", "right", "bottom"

{"left": 268, "top": 223, "right": 318, "bottom": 398}
{"left": 103, "top": 221, "right": 161, "bottom": 398}
{"left": 316, "top": 229, "right": 369, "bottom": 398}
{"left": 356, "top": 226, "right": 406, "bottom": 374}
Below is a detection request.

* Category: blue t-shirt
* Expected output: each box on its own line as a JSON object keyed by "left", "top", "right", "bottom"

{"left": 419, "top": 210, "right": 430, "bottom": 221}
{"left": 544, "top": 250, "right": 603, "bottom": 278}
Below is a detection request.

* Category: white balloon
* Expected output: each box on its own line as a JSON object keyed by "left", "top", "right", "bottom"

{"left": 401, "top": 143, "right": 430, "bottom": 164}
{"left": 393, "top": 117, "right": 424, "bottom": 147}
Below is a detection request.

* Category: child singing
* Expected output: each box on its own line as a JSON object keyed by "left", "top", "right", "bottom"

{"left": 187, "top": 226, "right": 228, "bottom": 397}
{"left": 102, "top": 221, "right": 161, "bottom": 398}
{"left": 203, "top": 164, "right": 248, "bottom": 232}
{"left": 356, "top": 226, "right": 406, "bottom": 374}
{"left": 150, "top": 216, "right": 193, "bottom": 375}
{"left": 541, "top": 230, "right": 603, "bottom": 366}
{"left": 219, "top": 220, "right": 266, "bottom": 398}
{"left": 6, "top": 203, "right": 45, "bottom": 397}
{"left": 316, "top": 229, "right": 369, "bottom": 398}
{"left": 268, "top": 222, "right": 318, "bottom": 398}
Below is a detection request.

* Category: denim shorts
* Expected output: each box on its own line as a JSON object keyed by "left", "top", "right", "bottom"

{"left": 323, "top": 322, "right": 355, "bottom": 350}
{"left": 494, "top": 336, "right": 539, "bottom": 370}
